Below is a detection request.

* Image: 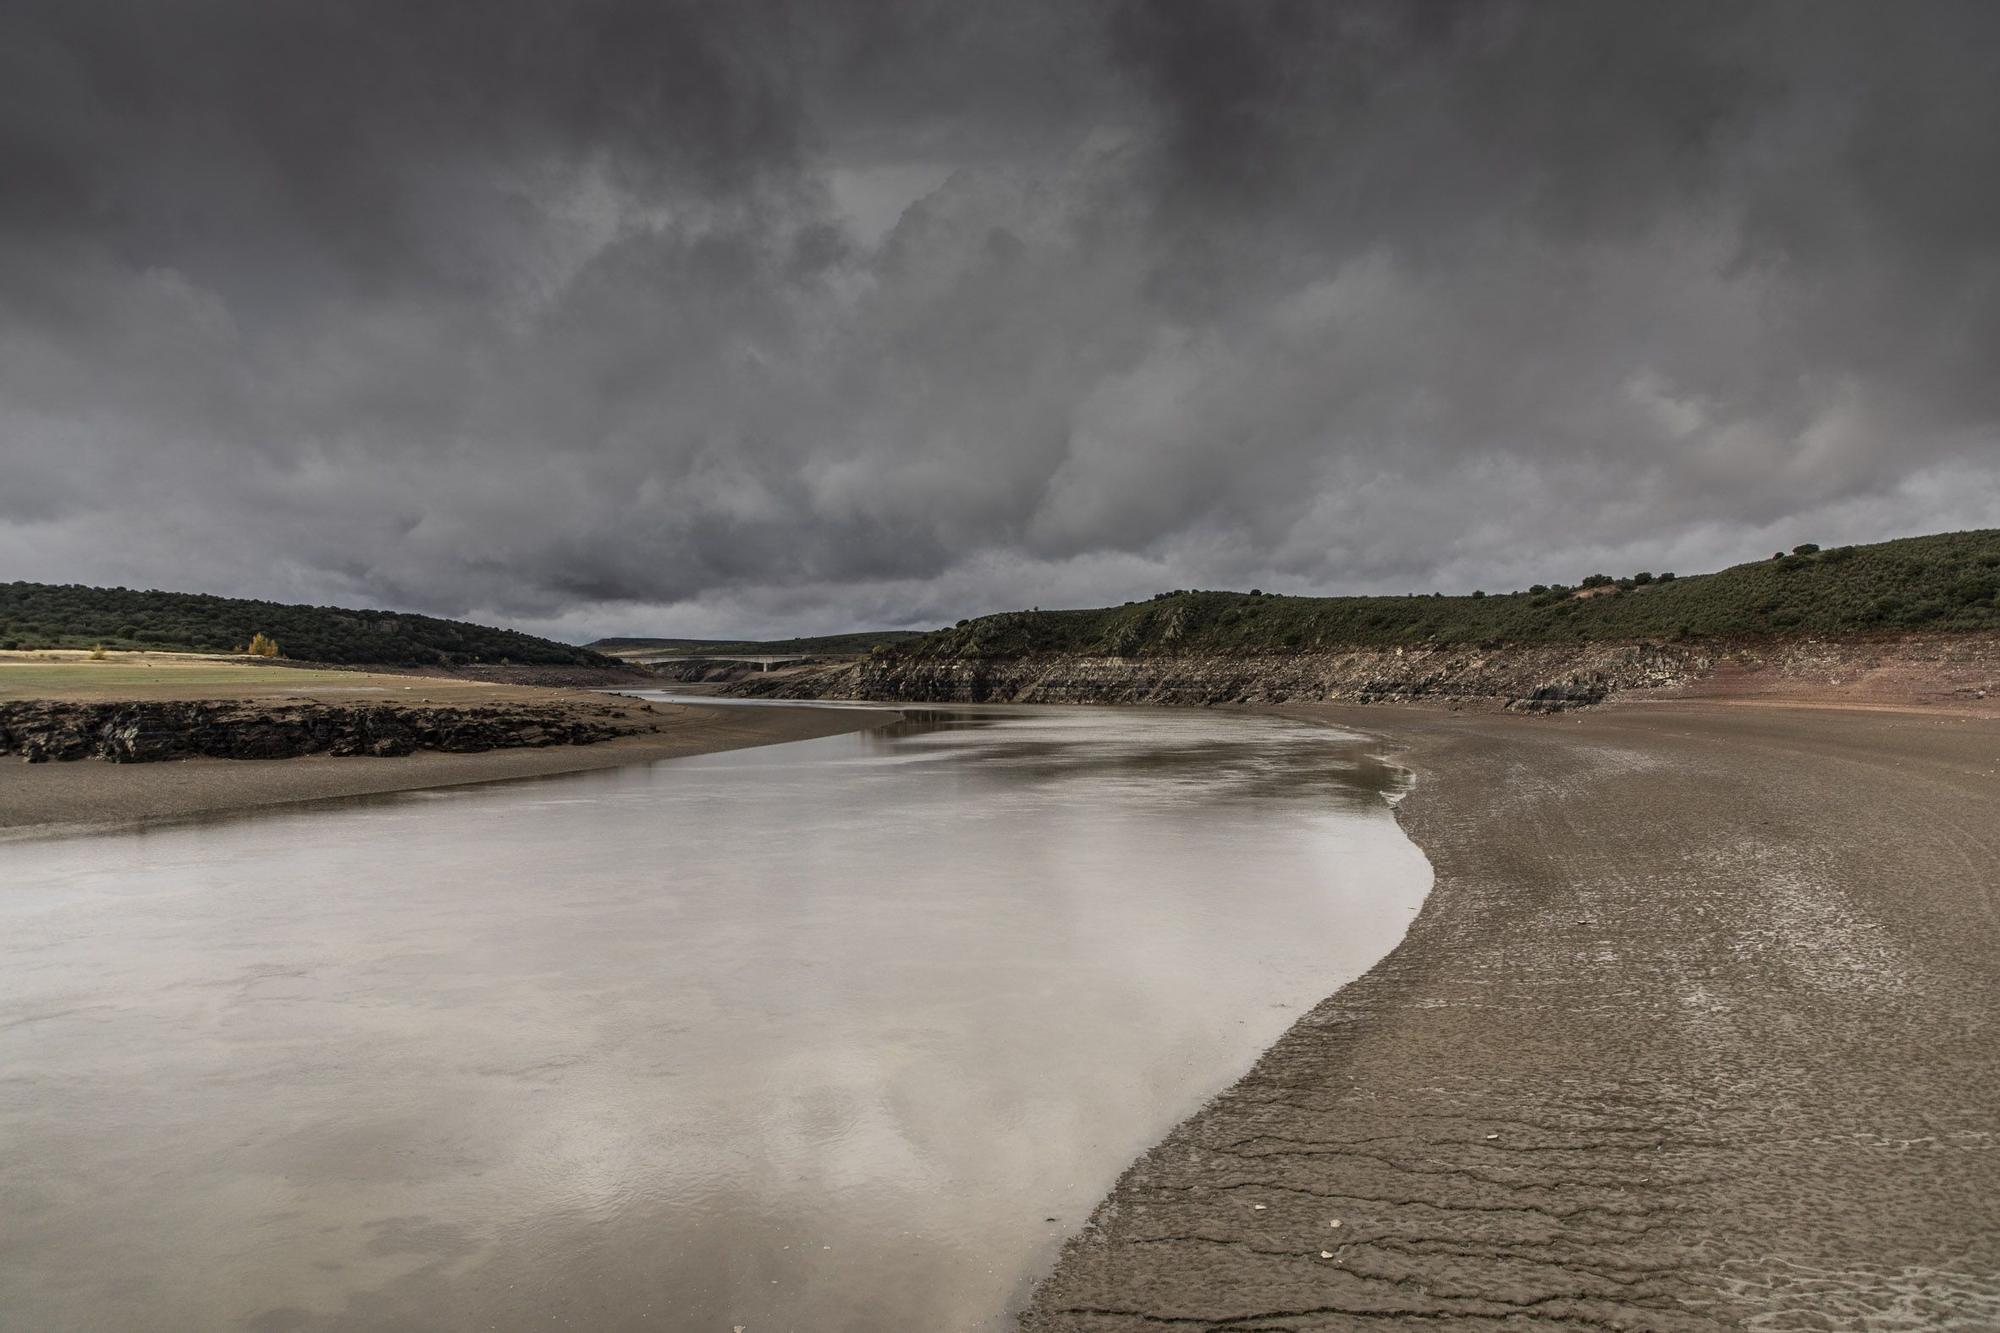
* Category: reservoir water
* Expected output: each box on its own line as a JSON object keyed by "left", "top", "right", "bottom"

{"left": 0, "top": 701, "right": 1430, "bottom": 1331}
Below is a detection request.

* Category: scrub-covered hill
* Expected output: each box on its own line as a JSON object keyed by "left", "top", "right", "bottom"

{"left": 590, "top": 630, "right": 924, "bottom": 655}
{"left": 728, "top": 530, "right": 2000, "bottom": 711}
{"left": 0, "top": 582, "right": 615, "bottom": 668}
{"left": 897, "top": 530, "right": 2000, "bottom": 661}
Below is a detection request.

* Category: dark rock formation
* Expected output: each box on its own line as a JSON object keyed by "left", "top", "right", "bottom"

{"left": 0, "top": 700, "right": 646, "bottom": 764}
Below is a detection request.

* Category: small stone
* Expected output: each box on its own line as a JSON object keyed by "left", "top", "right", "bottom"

{"left": 1251, "top": 1204, "right": 1266, "bottom": 1210}
{"left": 1485, "top": 1133, "right": 1499, "bottom": 1139}
{"left": 1328, "top": 1219, "right": 1341, "bottom": 1228}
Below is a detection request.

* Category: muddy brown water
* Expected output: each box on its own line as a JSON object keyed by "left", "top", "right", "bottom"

{"left": 0, "top": 702, "right": 1429, "bottom": 1332}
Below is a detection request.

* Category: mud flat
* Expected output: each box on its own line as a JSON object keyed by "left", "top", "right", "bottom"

{"left": 1023, "top": 700, "right": 2000, "bottom": 1330}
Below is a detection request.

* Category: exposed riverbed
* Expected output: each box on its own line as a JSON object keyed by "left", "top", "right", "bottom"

{"left": 1, "top": 701, "right": 1429, "bottom": 1331}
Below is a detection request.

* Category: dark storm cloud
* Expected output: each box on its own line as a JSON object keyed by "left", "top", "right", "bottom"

{"left": 1, "top": 1, "right": 1996, "bottom": 640}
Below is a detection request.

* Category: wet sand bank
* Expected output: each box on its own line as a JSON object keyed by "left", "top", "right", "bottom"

{"left": 0, "top": 699, "right": 884, "bottom": 840}
{"left": 1023, "top": 701, "right": 2000, "bottom": 1330}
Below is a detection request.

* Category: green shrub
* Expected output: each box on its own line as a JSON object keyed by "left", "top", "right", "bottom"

{"left": 1951, "top": 574, "right": 1998, "bottom": 605}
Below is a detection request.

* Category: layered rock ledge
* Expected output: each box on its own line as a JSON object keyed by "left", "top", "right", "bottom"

{"left": 728, "top": 633, "right": 2000, "bottom": 712}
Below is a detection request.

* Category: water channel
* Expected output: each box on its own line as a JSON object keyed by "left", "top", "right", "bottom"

{"left": 0, "top": 701, "right": 1430, "bottom": 1331}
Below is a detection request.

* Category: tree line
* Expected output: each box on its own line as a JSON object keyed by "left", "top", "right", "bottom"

{"left": 0, "top": 582, "right": 614, "bottom": 667}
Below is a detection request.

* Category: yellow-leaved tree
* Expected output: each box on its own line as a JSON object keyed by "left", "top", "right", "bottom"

{"left": 247, "top": 632, "right": 281, "bottom": 658}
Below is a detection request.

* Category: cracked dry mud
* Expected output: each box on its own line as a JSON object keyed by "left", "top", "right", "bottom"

{"left": 1021, "top": 702, "right": 2000, "bottom": 1332}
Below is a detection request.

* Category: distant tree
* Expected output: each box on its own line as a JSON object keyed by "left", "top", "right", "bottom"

{"left": 1529, "top": 584, "right": 1548, "bottom": 594}
{"left": 1657, "top": 572, "right": 1676, "bottom": 582}
{"left": 1633, "top": 572, "right": 1654, "bottom": 585}
{"left": 1793, "top": 543, "right": 1821, "bottom": 555}
{"left": 1581, "top": 573, "right": 1613, "bottom": 588}
{"left": 247, "top": 632, "right": 281, "bottom": 658}
{"left": 1471, "top": 590, "right": 1486, "bottom": 599}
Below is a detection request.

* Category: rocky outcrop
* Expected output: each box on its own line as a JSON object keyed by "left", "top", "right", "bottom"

{"left": 645, "top": 658, "right": 769, "bottom": 684}
{"left": 0, "top": 700, "right": 648, "bottom": 763}
{"left": 728, "top": 632, "right": 2000, "bottom": 712}
{"left": 731, "top": 641, "right": 1707, "bottom": 711}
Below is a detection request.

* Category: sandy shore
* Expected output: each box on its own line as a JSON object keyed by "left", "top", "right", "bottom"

{"left": 0, "top": 698, "right": 885, "bottom": 840}
{"left": 1023, "top": 700, "right": 2000, "bottom": 1330}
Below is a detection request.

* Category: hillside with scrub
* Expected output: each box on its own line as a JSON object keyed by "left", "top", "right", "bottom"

{"left": 888, "top": 530, "right": 2000, "bottom": 661}
{"left": 0, "top": 582, "right": 615, "bottom": 668}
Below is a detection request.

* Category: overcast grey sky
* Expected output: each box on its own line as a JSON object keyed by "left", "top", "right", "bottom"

{"left": 3, "top": 1, "right": 1997, "bottom": 641}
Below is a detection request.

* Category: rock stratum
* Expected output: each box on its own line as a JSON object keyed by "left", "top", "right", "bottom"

{"left": 0, "top": 699, "right": 647, "bottom": 764}
{"left": 726, "top": 632, "right": 1999, "bottom": 712}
